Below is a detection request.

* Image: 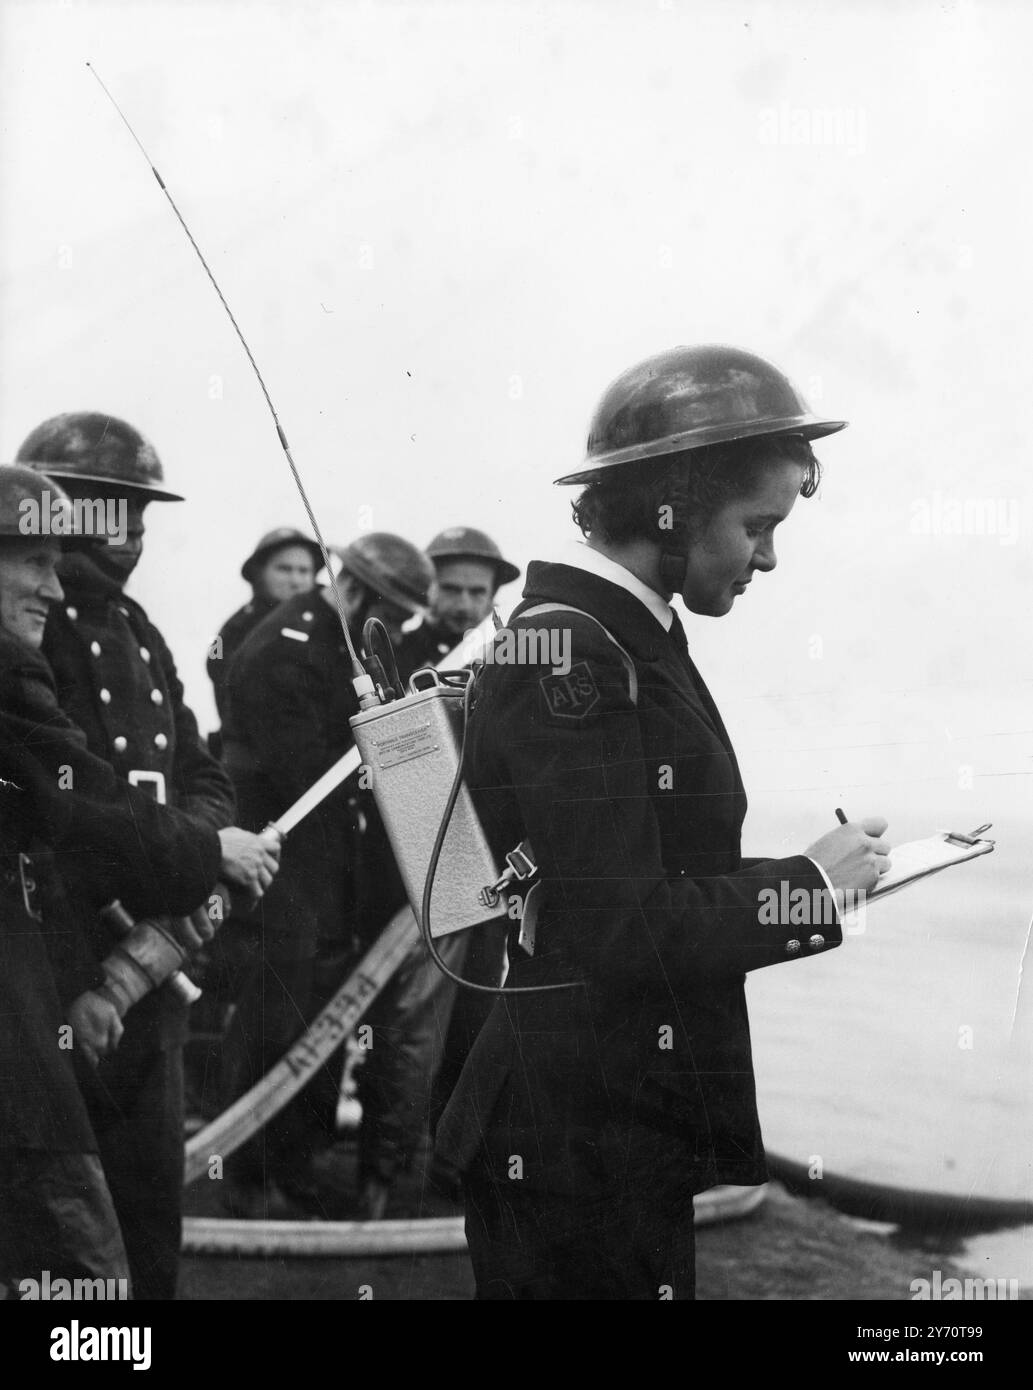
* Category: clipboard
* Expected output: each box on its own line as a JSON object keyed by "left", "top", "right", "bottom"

{"left": 867, "top": 825, "right": 995, "bottom": 903}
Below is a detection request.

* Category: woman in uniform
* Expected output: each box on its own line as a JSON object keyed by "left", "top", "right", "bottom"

{"left": 437, "top": 344, "right": 890, "bottom": 1300}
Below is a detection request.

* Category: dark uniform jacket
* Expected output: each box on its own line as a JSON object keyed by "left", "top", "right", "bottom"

{"left": 437, "top": 561, "right": 842, "bottom": 1195}
{"left": 41, "top": 556, "right": 235, "bottom": 1047}
{"left": 394, "top": 620, "right": 455, "bottom": 683}
{"left": 221, "top": 589, "right": 361, "bottom": 959}
{"left": 1, "top": 755, "right": 98, "bottom": 1154}
{"left": 207, "top": 595, "right": 277, "bottom": 726}
{"left": 0, "top": 631, "right": 220, "bottom": 1148}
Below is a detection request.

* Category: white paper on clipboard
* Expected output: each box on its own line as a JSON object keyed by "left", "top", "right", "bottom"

{"left": 868, "top": 830, "right": 995, "bottom": 903}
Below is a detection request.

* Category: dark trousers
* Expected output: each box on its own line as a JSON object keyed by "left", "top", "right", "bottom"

{"left": 79, "top": 1045, "right": 184, "bottom": 1301}
{"left": 0, "top": 1151, "right": 130, "bottom": 1296}
{"left": 357, "top": 929, "right": 468, "bottom": 1183}
{"left": 221, "top": 955, "right": 341, "bottom": 1187}
{"left": 463, "top": 1143, "right": 697, "bottom": 1301}
{"left": 429, "top": 921, "right": 507, "bottom": 1139}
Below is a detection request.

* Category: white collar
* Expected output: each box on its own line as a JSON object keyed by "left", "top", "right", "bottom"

{"left": 555, "top": 541, "right": 674, "bottom": 632}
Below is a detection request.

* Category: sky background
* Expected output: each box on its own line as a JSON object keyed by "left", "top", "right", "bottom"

{"left": 2, "top": 0, "right": 1031, "bottom": 1212}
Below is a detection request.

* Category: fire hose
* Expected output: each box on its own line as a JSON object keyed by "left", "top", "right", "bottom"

{"left": 183, "top": 902, "right": 418, "bottom": 1185}
{"left": 180, "top": 1186, "right": 769, "bottom": 1258}
{"left": 180, "top": 900, "right": 473, "bottom": 1256}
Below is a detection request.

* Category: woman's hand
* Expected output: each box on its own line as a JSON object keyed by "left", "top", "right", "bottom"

{"left": 804, "top": 816, "right": 890, "bottom": 894}
{"left": 217, "top": 826, "right": 282, "bottom": 897}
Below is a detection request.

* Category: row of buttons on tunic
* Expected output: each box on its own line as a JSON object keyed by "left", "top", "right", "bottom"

{"left": 96, "top": 684, "right": 164, "bottom": 707}
{"left": 111, "top": 732, "right": 167, "bottom": 753}
{"left": 66, "top": 606, "right": 168, "bottom": 754}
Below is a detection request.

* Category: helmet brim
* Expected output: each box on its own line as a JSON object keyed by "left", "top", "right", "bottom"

{"left": 431, "top": 552, "right": 521, "bottom": 587}
{"left": 241, "top": 539, "right": 326, "bottom": 585}
{"left": 334, "top": 549, "right": 430, "bottom": 616}
{"left": 23, "top": 464, "right": 184, "bottom": 503}
{"left": 554, "top": 417, "right": 848, "bottom": 485}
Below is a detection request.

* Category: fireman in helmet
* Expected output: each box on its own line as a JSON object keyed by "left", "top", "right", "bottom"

{"left": 15, "top": 416, "right": 280, "bottom": 1299}
{"left": 219, "top": 531, "right": 434, "bottom": 1219}
{"left": 436, "top": 345, "right": 892, "bottom": 1299}
{"left": 0, "top": 462, "right": 278, "bottom": 1296}
{"left": 395, "top": 526, "right": 519, "bottom": 672}
{"left": 193, "top": 527, "right": 325, "bottom": 1117}
{"left": 207, "top": 526, "right": 324, "bottom": 734}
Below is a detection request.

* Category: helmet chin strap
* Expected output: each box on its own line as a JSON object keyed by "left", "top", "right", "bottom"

{"left": 659, "top": 548, "right": 687, "bottom": 595}
{"left": 655, "top": 458, "right": 694, "bottom": 597}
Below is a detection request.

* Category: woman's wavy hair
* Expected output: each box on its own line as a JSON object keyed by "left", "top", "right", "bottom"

{"left": 570, "top": 434, "right": 822, "bottom": 544}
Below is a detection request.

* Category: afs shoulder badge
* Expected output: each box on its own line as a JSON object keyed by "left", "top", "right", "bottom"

{"left": 539, "top": 662, "right": 600, "bottom": 720}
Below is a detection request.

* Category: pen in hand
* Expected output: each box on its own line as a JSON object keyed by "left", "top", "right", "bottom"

{"left": 805, "top": 807, "right": 889, "bottom": 895}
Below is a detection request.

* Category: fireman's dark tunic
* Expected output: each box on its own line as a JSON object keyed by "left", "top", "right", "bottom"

{"left": 41, "top": 554, "right": 234, "bottom": 1299}
{"left": 1, "top": 626, "right": 220, "bottom": 1290}
{"left": 206, "top": 594, "right": 278, "bottom": 728}
{"left": 219, "top": 590, "right": 361, "bottom": 1193}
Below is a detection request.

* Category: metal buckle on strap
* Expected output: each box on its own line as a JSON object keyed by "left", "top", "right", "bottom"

{"left": 478, "top": 840, "right": 538, "bottom": 908}
{"left": 19, "top": 852, "right": 42, "bottom": 922}
{"left": 127, "top": 769, "right": 167, "bottom": 805}
{"left": 505, "top": 843, "right": 537, "bottom": 880}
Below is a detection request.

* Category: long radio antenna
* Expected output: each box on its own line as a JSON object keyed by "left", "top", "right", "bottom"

{"left": 85, "top": 61, "right": 374, "bottom": 698}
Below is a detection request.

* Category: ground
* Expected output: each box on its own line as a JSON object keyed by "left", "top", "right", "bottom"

{"left": 179, "top": 1141, "right": 1001, "bottom": 1301}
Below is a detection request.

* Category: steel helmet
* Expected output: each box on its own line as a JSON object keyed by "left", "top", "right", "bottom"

{"left": 555, "top": 344, "right": 847, "bottom": 484}
{"left": 241, "top": 527, "right": 325, "bottom": 584}
{"left": 16, "top": 412, "right": 184, "bottom": 501}
{"left": 333, "top": 532, "right": 434, "bottom": 615}
{"left": 0, "top": 464, "right": 76, "bottom": 539}
{"left": 426, "top": 526, "right": 520, "bottom": 586}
